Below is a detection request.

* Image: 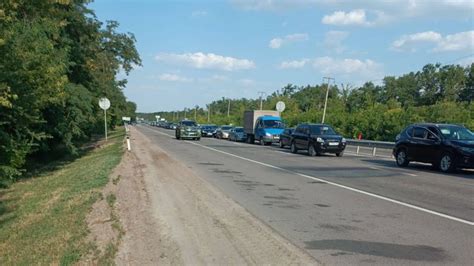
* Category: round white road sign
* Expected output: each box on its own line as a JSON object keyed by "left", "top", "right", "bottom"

{"left": 99, "top": 97, "right": 110, "bottom": 110}
{"left": 276, "top": 101, "right": 286, "bottom": 112}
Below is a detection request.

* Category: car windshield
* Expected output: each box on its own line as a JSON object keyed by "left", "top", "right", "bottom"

{"left": 262, "top": 120, "right": 285, "bottom": 129}
{"left": 438, "top": 126, "right": 474, "bottom": 140}
{"left": 310, "top": 125, "right": 337, "bottom": 135}
{"left": 222, "top": 126, "right": 233, "bottom": 130}
{"left": 181, "top": 121, "right": 197, "bottom": 127}
{"left": 234, "top": 128, "right": 244, "bottom": 132}
{"left": 202, "top": 125, "right": 217, "bottom": 130}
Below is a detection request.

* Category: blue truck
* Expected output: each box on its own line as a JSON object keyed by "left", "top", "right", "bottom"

{"left": 243, "top": 110, "right": 285, "bottom": 145}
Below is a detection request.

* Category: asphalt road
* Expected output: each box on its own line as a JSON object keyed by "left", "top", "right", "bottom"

{"left": 138, "top": 125, "right": 474, "bottom": 265}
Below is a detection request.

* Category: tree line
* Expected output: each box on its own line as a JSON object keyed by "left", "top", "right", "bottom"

{"left": 142, "top": 63, "right": 473, "bottom": 141}
{"left": 0, "top": 1, "right": 141, "bottom": 184}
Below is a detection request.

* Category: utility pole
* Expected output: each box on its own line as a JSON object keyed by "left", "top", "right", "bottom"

{"left": 258, "top": 91, "right": 266, "bottom": 110}
{"left": 207, "top": 104, "right": 210, "bottom": 122}
{"left": 184, "top": 108, "right": 187, "bottom": 119}
{"left": 227, "top": 99, "right": 231, "bottom": 117}
{"left": 194, "top": 106, "right": 197, "bottom": 121}
{"left": 322, "top": 77, "right": 335, "bottom": 124}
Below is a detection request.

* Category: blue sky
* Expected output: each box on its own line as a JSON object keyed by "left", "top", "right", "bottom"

{"left": 90, "top": 0, "right": 474, "bottom": 112}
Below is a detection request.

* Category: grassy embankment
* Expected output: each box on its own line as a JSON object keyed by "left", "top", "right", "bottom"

{"left": 0, "top": 129, "right": 125, "bottom": 265}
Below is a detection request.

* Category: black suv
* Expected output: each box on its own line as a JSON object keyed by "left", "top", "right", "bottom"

{"left": 393, "top": 123, "right": 474, "bottom": 172}
{"left": 290, "top": 123, "right": 346, "bottom": 156}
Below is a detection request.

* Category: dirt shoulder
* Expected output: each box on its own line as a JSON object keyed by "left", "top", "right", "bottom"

{"left": 110, "top": 126, "right": 317, "bottom": 265}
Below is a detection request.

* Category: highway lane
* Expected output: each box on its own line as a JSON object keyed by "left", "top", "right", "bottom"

{"left": 138, "top": 125, "right": 474, "bottom": 265}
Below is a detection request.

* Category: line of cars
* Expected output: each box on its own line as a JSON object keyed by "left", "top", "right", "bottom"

{"left": 150, "top": 112, "right": 474, "bottom": 173}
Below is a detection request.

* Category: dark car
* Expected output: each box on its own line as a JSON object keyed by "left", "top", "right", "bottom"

{"left": 201, "top": 124, "right": 218, "bottom": 137}
{"left": 393, "top": 123, "right": 474, "bottom": 172}
{"left": 290, "top": 123, "right": 346, "bottom": 156}
{"left": 279, "top": 128, "right": 294, "bottom": 148}
{"left": 228, "top": 127, "right": 247, "bottom": 142}
{"left": 175, "top": 120, "right": 201, "bottom": 140}
{"left": 216, "top": 125, "right": 233, "bottom": 139}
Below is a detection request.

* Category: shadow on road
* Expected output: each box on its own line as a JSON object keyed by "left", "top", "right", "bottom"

{"left": 304, "top": 239, "right": 448, "bottom": 262}
{"left": 361, "top": 158, "right": 474, "bottom": 179}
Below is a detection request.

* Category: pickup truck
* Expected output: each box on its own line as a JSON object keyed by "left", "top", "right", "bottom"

{"left": 243, "top": 110, "right": 285, "bottom": 145}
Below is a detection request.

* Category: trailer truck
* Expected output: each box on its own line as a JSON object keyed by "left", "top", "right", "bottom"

{"left": 243, "top": 110, "right": 285, "bottom": 145}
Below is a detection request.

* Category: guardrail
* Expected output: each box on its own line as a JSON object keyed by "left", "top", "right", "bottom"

{"left": 345, "top": 139, "right": 395, "bottom": 158}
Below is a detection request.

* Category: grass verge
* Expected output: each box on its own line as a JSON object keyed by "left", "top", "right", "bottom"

{"left": 0, "top": 129, "right": 125, "bottom": 265}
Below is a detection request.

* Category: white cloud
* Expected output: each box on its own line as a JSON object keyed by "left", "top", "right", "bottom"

{"left": 392, "top": 30, "right": 474, "bottom": 52}
{"left": 158, "top": 73, "right": 192, "bottom": 82}
{"left": 155, "top": 52, "right": 256, "bottom": 71}
{"left": 391, "top": 31, "right": 442, "bottom": 51}
{"left": 233, "top": 0, "right": 473, "bottom": 20}
{"left": 434, "top": 31, "right": 474, "bottom": 52}
{"left": 269, "top": 38, "right": 283, "bottom": 49}
{"left": 277, "top": 56, "right": 383, "bottom": 80}
{"left": 269, "top": 33, "right": 309, "bottom": 49}
{"left": 321, "top": 9, "right": 386, "bottom": 26}
{"left": 312, "top": 56, "right": 383, "bottom": 80}
{"left": 324, "top": 31, "right": 349, "bottom": 53}
{"left": 279, "top": 59, "right": 310, "bottom": 69}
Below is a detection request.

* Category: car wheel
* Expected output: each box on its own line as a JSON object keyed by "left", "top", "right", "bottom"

{"left": 396, "top": 148, "right": 409, "bottom": 167}
{"left": 308, "top": 144, "right": 317, "bottom": 157}
{"left": 279, "top": 141, "right": 284, "bottom": 148}
{"left": 197, "top": 137, "right": 201, "bottom": 141}
{"left": 336, "top": 151, "right": 344, "bottom": 157}
{"left": 439, "top": 153, "right": 455, "bottom": 173}
{"left": 290, "top": 142, "right": 298, "bottom": 154}
{"left": 260, "top": 137, "right": 265, "bottom": 146}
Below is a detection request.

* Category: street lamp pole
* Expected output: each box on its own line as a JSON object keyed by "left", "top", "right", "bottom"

{"left": 227, "top": 99, "right": 231, "bottom": 117}
{"left": 322, "top": 77, "right": 335, "bottom": 124}
{"left": 258, "top": 91, "right": 266, "bottom": 110}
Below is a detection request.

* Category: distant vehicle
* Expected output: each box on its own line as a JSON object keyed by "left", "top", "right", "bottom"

{"left": 290, "top": 123, "right": 346, "bottom": 156}
{"left": 175, "top": 120, "right": 201, "bottom": 140}
{"left": 201, "top": 124, "right": 218, "bottom": 137}
{"left": 393, "top": 123, "right": 474, "bottom": 172}
{"left": 216, "top": 126, "right": 233, "bottom": 139}
{"left": 279, "top": 128, "right": 294, "bottom": 148}
{"left": 170, "top": 123, "right": 178, "bottom": 130}
{"left": 228, "top": 127, "right": 247, "bottom": 142}
{"left": 243, "top": 110, "right": 285, "bottom": 145}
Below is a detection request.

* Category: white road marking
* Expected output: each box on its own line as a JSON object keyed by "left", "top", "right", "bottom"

{"left": 143, "top": 126, "right": 474, "bottom": 226}
{"left": 404, "top": 173, "right": 418, "bottom": 177}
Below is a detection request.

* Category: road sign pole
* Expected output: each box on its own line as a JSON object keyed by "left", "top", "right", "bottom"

{"left": 104, "top": 109, "right": 108, "bottom": 141}
{"left": 98, "top": 97, "right": 111, "bottom": 141}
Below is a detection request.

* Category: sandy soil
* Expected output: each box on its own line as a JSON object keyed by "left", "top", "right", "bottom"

{"left": 104, "top": 127, "right": 317, "bottom": 265}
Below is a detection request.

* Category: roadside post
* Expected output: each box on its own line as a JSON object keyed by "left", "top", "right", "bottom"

{"left": 122, "top": 116, "right": 132, "bottom": 151}
{"left": 99, "top": 97, "right": 111, "bottom": 141}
